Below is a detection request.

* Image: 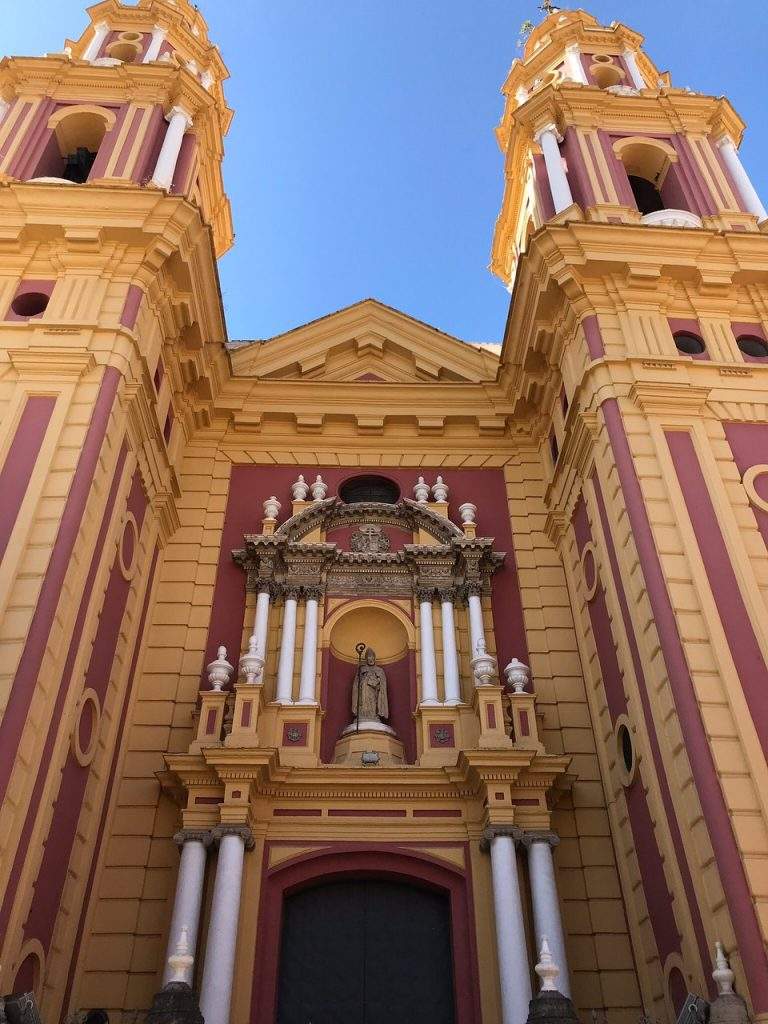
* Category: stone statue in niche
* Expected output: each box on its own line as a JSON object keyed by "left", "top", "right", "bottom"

{"left": 351, "top": 647, "right": 389, "bottom": 726}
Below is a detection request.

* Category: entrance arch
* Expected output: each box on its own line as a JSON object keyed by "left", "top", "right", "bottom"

{"left": 250, "top": 846, "right": 481, "bottom": 1024}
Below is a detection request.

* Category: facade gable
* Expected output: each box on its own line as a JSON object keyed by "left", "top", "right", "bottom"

{"left": 229, "top": 299, "right": 500, "bottom": 384}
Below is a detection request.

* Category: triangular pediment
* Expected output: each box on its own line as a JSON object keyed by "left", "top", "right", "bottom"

{"left": 228, "top": 299, "right": 500, "bottom": 384}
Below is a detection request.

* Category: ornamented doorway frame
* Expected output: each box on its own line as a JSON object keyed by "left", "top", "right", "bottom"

{"left": 249, "top": 844, "right": 482, "bottom": 1024}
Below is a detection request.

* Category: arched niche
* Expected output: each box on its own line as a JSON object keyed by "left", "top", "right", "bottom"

{"left": 320, "top": 600, "right": 416, "bottom": 763}
{"left": 34, "top": 104, "right": 116, "bottom": 183}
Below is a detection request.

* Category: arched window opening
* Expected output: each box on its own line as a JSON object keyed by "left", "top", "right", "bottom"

{"left": 339, "top": 475, "right": 400, "bottom": 505}
{"left": 736, "top": 335, "right": 768, "bottom": 358}
{"left": 107, "top": 41, "right": 140, "bottom": 62}
{"left": 34, "top": 108, "right": 113, "bottom": 184}
{"left": 590, "top": 56, "right": 624, "bottom": 89}
{"left": 614, "top": 138, "right": 693, "bottom": 219}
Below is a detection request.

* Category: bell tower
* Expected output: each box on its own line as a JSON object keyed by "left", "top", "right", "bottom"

{"left": 0, "top": 0, "right": 230, "bottom": 1018}
{"left": 493, "top": 7, "right": 768, "bottom": 1021}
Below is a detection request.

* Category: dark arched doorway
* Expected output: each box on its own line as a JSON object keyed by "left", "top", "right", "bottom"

{"left": 276, "top": 878, "right": 456, "bottom": 1024}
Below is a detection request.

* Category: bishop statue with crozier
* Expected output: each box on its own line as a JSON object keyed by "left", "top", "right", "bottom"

{"left": 351, "top": 647, "right": 390, "bottom": 727}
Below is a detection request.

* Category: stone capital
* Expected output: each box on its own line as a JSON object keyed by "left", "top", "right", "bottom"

{"left": 534, "top": 122, "right": 563, "bottom": 145}
{"left": 303, "top": 585, "right": 324, "bottom": 602}
{"left": 480, "top": 825, "right": 522, "bottom": 852}
{"left": 173, "top": 828, "right": 213, "bottom": 848}
{"left": 415, "top": 587, "right": 435, "bottom": 603}
{"left": 166, "top": 104, "right": 193, "bottom": 128}
{"left": 520, "top": 829, "right": 559, "bottom": 850}
{"left": 213, "top": 824, "right": 256, "bottom": 850}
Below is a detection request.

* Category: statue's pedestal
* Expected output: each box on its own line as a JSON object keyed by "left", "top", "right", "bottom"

{"left": 333, "top": 724, "right": 405, "bottom": 766}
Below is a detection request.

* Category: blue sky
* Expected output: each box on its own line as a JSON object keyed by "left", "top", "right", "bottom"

{"left": 3, "top": 2, "right": 768, "bottom": 342}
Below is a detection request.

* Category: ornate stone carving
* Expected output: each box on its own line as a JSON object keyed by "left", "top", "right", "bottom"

{"left": 350, "top": 524, "right": 391, "bottom": 553}
{"left": 173, "top": 829, "right": 213, "bottom": 848}
{"left": 213, "top": 824, "right": 256, "bottom": 850}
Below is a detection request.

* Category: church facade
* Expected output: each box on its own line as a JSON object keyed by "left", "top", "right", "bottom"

{"left": 1, "top": 2, "right": 767, "bottom": 1023}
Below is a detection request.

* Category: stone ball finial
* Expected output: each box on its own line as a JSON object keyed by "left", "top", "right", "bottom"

{"left": 534, "top": 938, "right": 559, "bottom": 993}
{"left": 291, "top": 474, "right": 309, "bottom": 501}
{"left": 310, "top": 475, "right": 328, "bottom": 501}
{"left": 207, "top": 646, "right": 234, "bottom": 691}
{"left": 432, "top": 475, "right": 449, "bottom": 502}
{"left": 263, "top": 495, "right": 281, "bottom": 520}
{"left": 413, "top": 476, "right": 430, "bottom": 503}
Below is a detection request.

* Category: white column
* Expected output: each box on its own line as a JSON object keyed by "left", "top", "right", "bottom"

{"left": 199, "top": 827, "right": 252, "bottom": 1024}
{"left": 150, "top": 105, "right": 193, "bottom": 191}
{"left": 275, "top": 590, "right": 298, "bottom": 703}
{"left": 563, "top": 44, "right": 588, "bottom": 85}
{"left": 418, "top": 591, "right": 439, "bottom": 706}
{"left": 716, "top": 135, "right": 767, "bottom": 220}
{"left": 297, "top": 590, "right": 320, "bottom": 704}
{"left": 622, "top": 49, "right": 646, "bottom": 90}
{"left": 467, "top": 589, "right": 486, "bottom": 658}
{"left": 143, "top": 25, "right": 167, "bottom": 63}
{"left": 534, "top": 124, "right": 573, "bottom": 214}
{"left": 252, "top": 585, "right": 272, "bottom": 657}
{"left": 525, "top": 833, "right": 571, "bottom": 998}
{"left": 82, "top": 21, "right": 109, "bottom": 62}
{"left": 162, "top": 831, "right": 210, "bottom": 985}
{"left": 488, "top": 830, "right": 532, "bottom": 1024}
{"left": 0, "top": 100, "right": 10, "bottom": 126}
{"left": 440, "top": 594, "right": 461, "bottom": 706}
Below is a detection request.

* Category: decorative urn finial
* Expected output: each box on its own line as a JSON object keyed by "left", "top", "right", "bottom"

{"left": 239, "top": 634, "right": 265, "bottom": 685}
{"left": 310, "top": 475, "right": 328, "bottom": 501}
{"left": 413, "top": 476, "right": 430, "bottom": 503}
{"left": 713, "top": 942, "right": 735, "bottom": 996}
{"left": 263, "top": 495, "right": 281, "bottom": 520}
{"left": 535, "top": 937, "right": 560, "bottom": 992}
{"left": 167, "top": 928, "right": 194, "bottom": 984}
{"left": 291, "top": 474, "right": 309, "bottom": 501}
{"left": 458, "top": 502, "right": 477, "bottom": 525}
{"left": 471, "top": 637, "right": 497, "bottom": 686}
{"left": 432, "top": 475, "right": 449, "bottom": 502}
{"left": 207, "top": 646, "right": 234, "bottom": 691}
{"left": 504, "top": 657, "right": 531, "bottom": 693}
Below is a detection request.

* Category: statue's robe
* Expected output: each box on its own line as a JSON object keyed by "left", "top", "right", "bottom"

{"left": 352, "top": 664, "right": 388, "bottom": 722}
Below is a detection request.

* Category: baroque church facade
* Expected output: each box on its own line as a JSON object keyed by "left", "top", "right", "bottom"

{"left": 1, "top": 2, "right": 767, "bottom": 1023}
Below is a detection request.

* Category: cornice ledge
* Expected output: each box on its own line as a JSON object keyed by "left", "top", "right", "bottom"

{"left": 628, "top": 381, "right": 711, "bottom": 414}
{"left": 7, "top": 347, "right": 96, "bottom": 379}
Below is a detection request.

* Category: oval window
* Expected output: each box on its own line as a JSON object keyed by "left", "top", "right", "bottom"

{"left": 737, "top": 335, "right": 768, "bottom": 358}
{"left": 673, "top": 332, "right": 705, "bottom": 355}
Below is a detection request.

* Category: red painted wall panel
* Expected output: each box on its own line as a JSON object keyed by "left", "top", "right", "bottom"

{"left": 0, "top": 396, "right": 55, "bottom": 564}
{"left": 0, "top": 366, "right": 120, "bottom": 805}
{"left": 203, "top": 465, "right": 528, "bottom": 689}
